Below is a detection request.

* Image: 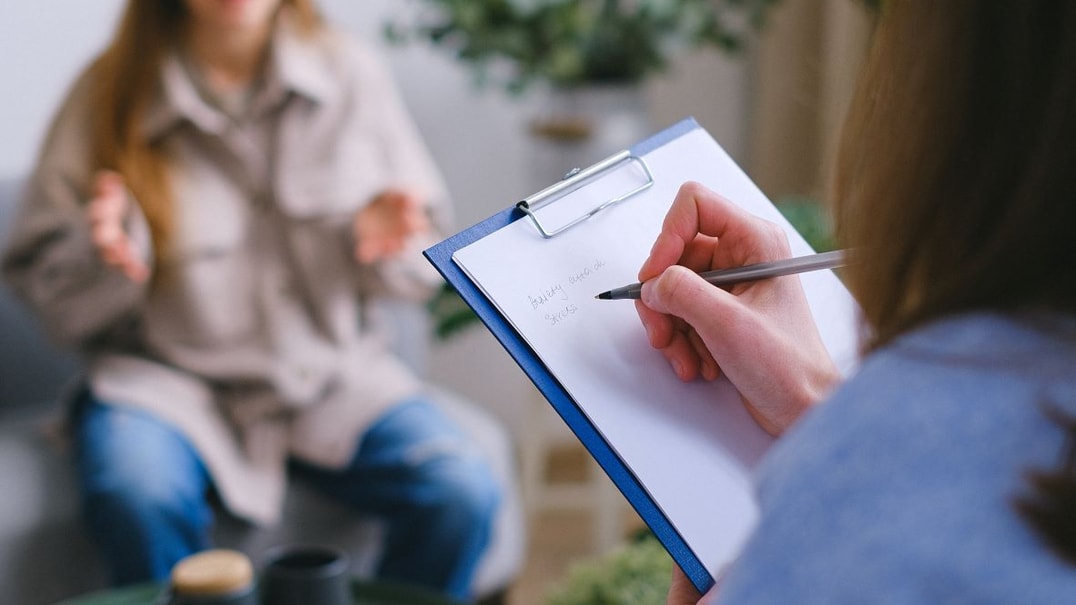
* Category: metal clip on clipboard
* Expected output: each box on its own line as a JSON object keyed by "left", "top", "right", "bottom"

{"left": 515, "top": 150, "right": 654, "bottom": 239}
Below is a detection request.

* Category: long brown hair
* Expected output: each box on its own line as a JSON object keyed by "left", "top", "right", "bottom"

{"left": 834, "top": 0, "right": 1076, "bottom": 561}
{"left": 834, "top": 0, "right": 1076, "bottom": 350}
{"left": 88, "top": 0, "right": 322, "bottom": 260}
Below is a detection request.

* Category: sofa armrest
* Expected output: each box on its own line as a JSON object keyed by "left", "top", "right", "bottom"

{"left": 0, "top": 179, "right": 82, "bottom": 414}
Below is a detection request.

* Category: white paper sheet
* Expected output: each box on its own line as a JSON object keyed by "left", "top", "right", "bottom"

{"left": 453, "top": 127, "right": 860, "bottom": 577}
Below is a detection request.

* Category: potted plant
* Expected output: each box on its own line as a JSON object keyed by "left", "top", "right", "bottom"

{"left": 386, "top": 0, "right": 784, "bottom": 167}
{"left": 385, "top": 0, "right": 783, "bottom": 95}
{"left": 544, "top": 529, "right": 674, "bottom": 605}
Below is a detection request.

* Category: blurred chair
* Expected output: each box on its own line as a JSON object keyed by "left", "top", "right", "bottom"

{"left": 0, "top": 178, "right": 525, "bottom": 605}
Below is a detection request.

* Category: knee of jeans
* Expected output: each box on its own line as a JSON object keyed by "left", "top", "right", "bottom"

{"left": 82, "top": 463, "right": 206, "bottom": 520}
{"left": 78, "top": 406, "right": 208, "bottom": 505}
{"left": 418, "top": 454, "right": 501, "bottom": 527}
{"left": 80, "top": 436, "right": 209, "bottom": 519}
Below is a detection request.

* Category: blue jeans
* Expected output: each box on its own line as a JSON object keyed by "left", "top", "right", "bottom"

{"left": 73, "top": 392, "right": 499, "bottom": 600}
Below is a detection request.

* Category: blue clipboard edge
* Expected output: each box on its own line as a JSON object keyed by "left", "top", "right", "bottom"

{"left": 423, "top": 118, "right": 715, "bottom": 594}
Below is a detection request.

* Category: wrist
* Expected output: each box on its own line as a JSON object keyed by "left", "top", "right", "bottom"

{"left": 778, "top": 361, "right": 841, "bottom": 434}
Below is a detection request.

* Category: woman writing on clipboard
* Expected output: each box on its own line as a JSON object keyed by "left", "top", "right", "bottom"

{"left": 639, "top": 2, "right": 1076, "bottom": 603}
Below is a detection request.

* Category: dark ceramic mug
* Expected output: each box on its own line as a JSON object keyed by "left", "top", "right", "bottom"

{"left": 260, "top": 545, "right": 351, "bottom": 605}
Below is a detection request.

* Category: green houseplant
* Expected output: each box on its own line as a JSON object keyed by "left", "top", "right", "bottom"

{"left": 545, "top": 530, "right": 674, "bottom": 605}
{"left": 385, "top": 0, "right": 783, "bottom": 94}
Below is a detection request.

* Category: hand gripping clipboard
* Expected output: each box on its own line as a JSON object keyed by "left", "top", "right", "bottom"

{"left": 424, "top": 118, "right": 860, "bottom": 593}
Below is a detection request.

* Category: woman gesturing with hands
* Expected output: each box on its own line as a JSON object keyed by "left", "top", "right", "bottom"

{"left": 87, "top": 172, "right": 433, "bottom": 281}
{"left": 2, "top": 1, "right": 498, "bottom": 598}
{"left": 634, "top": 181, "right": 839, "bottom": 436}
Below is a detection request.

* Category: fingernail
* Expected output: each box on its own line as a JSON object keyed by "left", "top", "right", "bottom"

{"left": 640, "top": 280, "right": 655, "bottom": 307}
{"left": 671, "top": 359, "right": 684, "bottom": 379}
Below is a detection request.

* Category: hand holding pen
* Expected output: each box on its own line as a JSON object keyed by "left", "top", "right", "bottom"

{"left": 632, "top": 182, "right": 842, "bottom": 436}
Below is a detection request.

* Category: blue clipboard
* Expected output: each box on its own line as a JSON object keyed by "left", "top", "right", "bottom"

{"left": 424, "top": 118, "right": 717, "bottom": 593}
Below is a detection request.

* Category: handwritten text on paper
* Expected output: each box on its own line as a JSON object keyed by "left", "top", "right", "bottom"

{"left": 525, "top": 258, "right": 607, "bottom": 327}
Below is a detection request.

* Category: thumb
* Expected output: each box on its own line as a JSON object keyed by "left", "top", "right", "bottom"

{"left": 640, "top": 264, "right": 739, "bottom": 327}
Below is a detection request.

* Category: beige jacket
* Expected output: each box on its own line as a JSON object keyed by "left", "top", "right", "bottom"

{"left": 1, "top": 19, "right": 450, "bottom": 524}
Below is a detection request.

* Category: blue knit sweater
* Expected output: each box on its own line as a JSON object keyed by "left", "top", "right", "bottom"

{"left": 716, "top": 312, "right": 1076, "bottom": 604}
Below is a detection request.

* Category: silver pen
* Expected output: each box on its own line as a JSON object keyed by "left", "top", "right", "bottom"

{"left": 595, "top": 249, "right": 848, "bottom": 300}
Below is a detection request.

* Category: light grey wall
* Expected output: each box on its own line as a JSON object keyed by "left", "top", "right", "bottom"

{"left": 0, "top": 2, "right": 126, "bottom": 179}
{"left": 0, "top": 2, "right": 751, "bottom": 431}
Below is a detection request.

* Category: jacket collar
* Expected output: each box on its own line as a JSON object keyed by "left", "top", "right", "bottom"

{"left": 142, "top": 11, "right": 334, "bottom": 141}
